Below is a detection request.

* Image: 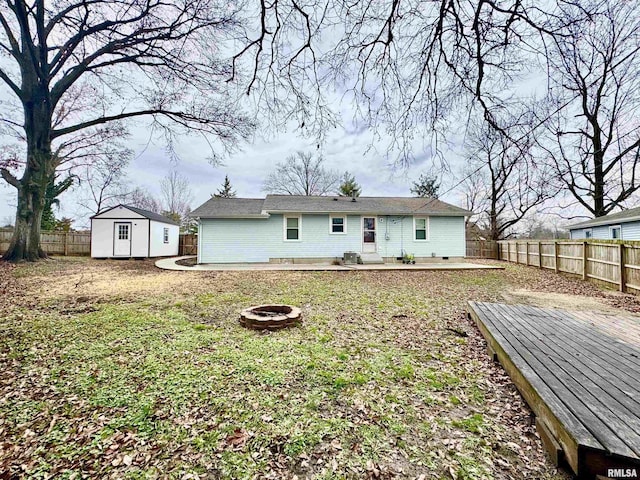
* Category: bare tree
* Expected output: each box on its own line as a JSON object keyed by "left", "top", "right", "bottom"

{"left": 262, "top": 151, "right": 339, "bottom": 196}
{"left": 160, "top": 170, "right": 193, "bottom": 229}
{"left": 76, "top": 153, "right": 132, "bottom": 216}
{"left": 128, "top": 188, "right": 163, "bottom": 214}
{"left": 0, "top": 0, "right": 254, "bottom": 261}
{"left": 461, "top": 116, "right": 553, "bottom": 241}
{"left": 540, "top": 0, "right": 640, "bottom": 218}
{"left": 230, "top": 0, "right": 593, "bottom": 167}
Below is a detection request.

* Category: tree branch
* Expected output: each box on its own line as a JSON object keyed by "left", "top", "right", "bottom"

{"left": 0, "top": 167, "right": 20, "bottom": 189}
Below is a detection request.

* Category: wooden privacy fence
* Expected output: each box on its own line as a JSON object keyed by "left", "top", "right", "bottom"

{"left": 179, "top": 234, "right": 197, "bottom": 256}
{"left": 1, "top": 229, "right": 197, "bottom": 257}
{"left": 466, "top": 240, "right": 499, "bottom": 259}
{"left": 499, "top": 240, "right": 640, "bottom": 295}
{"left": 0, "top": 228, "right": 91, "bottom": 256}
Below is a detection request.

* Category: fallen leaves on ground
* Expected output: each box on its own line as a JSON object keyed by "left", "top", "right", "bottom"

{"left": 2, "top": 257, "right": 630, "bottom": 478}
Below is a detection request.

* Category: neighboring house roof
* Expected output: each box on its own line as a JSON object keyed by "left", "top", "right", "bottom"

{"left": 91, "top": 204, "right": 180, "bottom": 226}
{"left": 567, "top": 206, "right": 640, "bottom": 230}
{"left": 190, "top": 198, "right": 268, "bottom": 218}
{"left": 191, "top": 195, "right": 472, "bottom": 218}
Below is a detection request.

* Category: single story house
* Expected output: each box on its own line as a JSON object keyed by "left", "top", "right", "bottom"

{"left": 568, "top": 206, "right": 640, "bottom": 241}
{"left": 190, "top": 195, "right": 472, "bottom": 264}
{"left": 90, "top": 204, "right": 180, "bottom": 258}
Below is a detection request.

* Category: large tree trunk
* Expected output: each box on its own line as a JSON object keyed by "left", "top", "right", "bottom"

{"left": 3, "top": 181, "right": 48, "bottom": 261}
{"left": 3, "top": 96, "right": 54, "bottom": 262}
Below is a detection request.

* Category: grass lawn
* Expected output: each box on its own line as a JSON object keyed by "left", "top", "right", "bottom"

{"left": 2, "top": 258, "right": 632, "bottom": 479}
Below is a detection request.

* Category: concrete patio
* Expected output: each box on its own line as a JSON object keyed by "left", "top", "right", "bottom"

{"left": 156, "top": 256, "right": 504, "bottom": 272}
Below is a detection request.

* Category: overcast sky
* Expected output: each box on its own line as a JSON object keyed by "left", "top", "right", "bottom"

{"left": 0, "top": 110, "right": 465, "bottom": 229}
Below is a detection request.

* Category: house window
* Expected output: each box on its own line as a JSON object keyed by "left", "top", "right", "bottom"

{"left": 414, "top": 217, "right": 428, "bottom": 241}
{"left": 330, "top": 215, "right": 346, "bottom": 234}
{"left": 163, "top": 227, "right": 169, "bottom": 243}
{"left": 610, "top": 226, "right": 621, "bottom": 240}
{"left": 284, "top": 215, "right": 301, "bottom": 241}
{"left": 585, "top": 229, "right": 592, "bottom": 239}
{"left": 118, "top": 224, "right": 129, "bottom": 240}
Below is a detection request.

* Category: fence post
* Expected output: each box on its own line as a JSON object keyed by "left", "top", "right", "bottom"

{"left": 538, "top": 241, "right": 542, "bottom": 268}
{"left": 515, "top": 242, "right": 519, "bottom": 264}
{"left": 64, "top": 232, "right": 69, "bottom": 256}
{"left": 619, "top": 243, "right": 626, "bottom": 293}
{"left": 582, "top": 241, "right": 587, "bottom": 281}
{"left": 525, "top": 242, "right": 530, "bottom": 266}
{"left": 554, "top": 242, "right": 559, "bottom": 273}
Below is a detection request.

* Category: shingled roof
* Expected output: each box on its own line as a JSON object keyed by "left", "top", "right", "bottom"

{"left": 568, "top": 206, "right": 640, "bottom": 229}
{"left": 190, "top": 198, "right": 268, "bottom": 218}
{"left": 91, "top": 204, "right": 180, "bottom": 225}
{"left": 191, "top": 195, "right": 471, "bottom": 218}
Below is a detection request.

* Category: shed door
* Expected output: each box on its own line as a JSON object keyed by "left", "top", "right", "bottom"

{"left": 113, "top": 222, "right": 132, "bottom": 257}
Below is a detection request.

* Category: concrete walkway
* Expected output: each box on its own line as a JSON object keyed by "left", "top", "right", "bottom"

{"left": 156, "top": 256, "right": 504, "bottom": 272}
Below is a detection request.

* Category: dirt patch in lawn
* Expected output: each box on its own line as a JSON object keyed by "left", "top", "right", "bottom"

{"left": 15, "top": 257, "right": 220, "bottom": 302}
{"left": 501, "top": 288, "right": 640, "bottom": 314}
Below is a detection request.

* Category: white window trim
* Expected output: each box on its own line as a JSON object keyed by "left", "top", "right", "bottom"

{"left": 283, "top": 215, "right": 302, "bottom": 242}
{"left": 329, "top": 214, "right": 347, "bottom": 235}
{"left": 584, "top": 228, "right": 593, "bottom": 239}
{"left": 413, "top": 216, "right": 429, "bottom": 241}
{"left": 163, "top": 227, "right": 169, "bottom": 244}
{"left": 609, "top": 225, "right": 622, "bottom": 240}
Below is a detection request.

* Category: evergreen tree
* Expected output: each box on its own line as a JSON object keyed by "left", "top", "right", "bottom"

{"left": 214, "top": 175, "right": 237, "bottom": 198}
{"left": 338, "top": 172, "right": 362, "bottom": 197}
{"left": 40, "top": 206, "right": 57, "bottom": 231}
{"left": 41, "top": 176, "right": 75, "bottom": 231}
{"left": 410, "top": 174, "right": 440, "bottom": 198}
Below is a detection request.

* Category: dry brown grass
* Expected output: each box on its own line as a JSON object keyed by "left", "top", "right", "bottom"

{"left": 3, "top": 257, "right": 637, "bottom": 479}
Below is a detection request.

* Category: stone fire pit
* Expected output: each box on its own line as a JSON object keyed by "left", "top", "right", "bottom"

{"left": 239, "top": 304, "right": 302, "bottom": 330}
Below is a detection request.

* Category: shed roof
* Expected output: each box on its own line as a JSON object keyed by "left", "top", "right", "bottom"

{"left": 568, "top": 206, "right": 640, "bottom": 229}
{"left": 190, "top": 195, "right": 471, "bottom": 218}
{"left": 91, "top": 204, "right": 180, "bottom": 226}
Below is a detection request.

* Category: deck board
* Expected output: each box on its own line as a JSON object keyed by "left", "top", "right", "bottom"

{"left": 468, "top": 302, "right": 640, "bottom": 479}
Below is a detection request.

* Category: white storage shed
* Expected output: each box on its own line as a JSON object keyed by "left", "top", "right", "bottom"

{"left": 90, "top": 205, "right": 180, "bottom": 258}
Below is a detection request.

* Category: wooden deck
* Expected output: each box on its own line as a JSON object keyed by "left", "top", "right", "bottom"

{"left": 468, "top": 302, "right": 640, "bottom": 479}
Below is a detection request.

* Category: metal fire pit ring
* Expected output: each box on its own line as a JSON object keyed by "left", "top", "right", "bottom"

{"left": 239, "top": 304, "right": 303, "bottom": 330}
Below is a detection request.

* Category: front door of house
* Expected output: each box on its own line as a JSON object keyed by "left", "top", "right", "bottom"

{"left": 362, "top": 217, "right": 377, "bottom": 253}
{"left": 113, "top": 222, "right": 132, "bottom": 257}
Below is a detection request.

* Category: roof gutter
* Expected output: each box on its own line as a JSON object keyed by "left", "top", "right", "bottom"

{"left": 192, "top": 214, "right": 271, "bottom": 219}
{"left": 263, "top": 210, "right": 472, "bottom": 216}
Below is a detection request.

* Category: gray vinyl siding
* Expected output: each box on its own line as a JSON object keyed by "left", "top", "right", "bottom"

{"left": 198, "top": 213, "right": 466, "bottom": 263}
{"left": 592, "top": 225, "right": 610, "bottom": 238}
{"left": 622, "top": 222, "right": 640, "bottom": 240}
{"left": 377, "top": 215, "right": 466, "bottom": 258}
{"left": 570, "top": 221, "right": 640, "bottom": 240}
{"left": 199, "top": 214, "right": 361, "bottom": 263}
